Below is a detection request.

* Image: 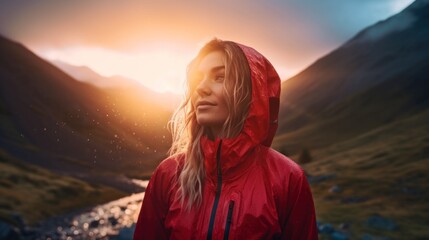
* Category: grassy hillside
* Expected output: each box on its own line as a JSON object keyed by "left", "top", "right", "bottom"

{"left": 0, "top": 148, "right": 127, "bottom": 226}
{"left": 296, "top": 110, "right": 429, "bottom": 238}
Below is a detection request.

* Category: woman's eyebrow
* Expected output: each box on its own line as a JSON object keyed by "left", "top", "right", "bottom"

{"left": 195, "top": 66, "right": 225, "bottom": 76}
{"left": 210, "top": 66, "right": 225, "bottom": 73}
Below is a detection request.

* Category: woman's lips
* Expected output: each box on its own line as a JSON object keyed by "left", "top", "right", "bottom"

{"left": 196, "top": 101, "right": 216, "bottom": 110}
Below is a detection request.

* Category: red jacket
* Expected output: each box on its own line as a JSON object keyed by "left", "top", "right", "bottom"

{"left": 134, "top": 43, "right": 318, "bottom": 240}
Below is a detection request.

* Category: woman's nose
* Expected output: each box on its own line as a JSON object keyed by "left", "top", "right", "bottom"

{"left": 196, "top": 78, "right": 211, "bottom": 96}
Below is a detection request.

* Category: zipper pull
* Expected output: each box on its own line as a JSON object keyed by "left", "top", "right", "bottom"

{"left": 224, "top": 201, "right": 235, "bottom": 240}
{"left": 226, "top": 201, "right": 234, "bottom": 223}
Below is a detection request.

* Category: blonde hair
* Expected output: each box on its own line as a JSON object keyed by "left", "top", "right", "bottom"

{"left": 168, "top": 38, "right": 252, "bottom": 209}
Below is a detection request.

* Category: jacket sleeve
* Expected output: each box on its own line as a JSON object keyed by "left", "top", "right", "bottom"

{"left": 133, "top": 161, "right": 173, "bottom": 240}
{"left": 280, "top": 169, "right": 319, "bottom": 240}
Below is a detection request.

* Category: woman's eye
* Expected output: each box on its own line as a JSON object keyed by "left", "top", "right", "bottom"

{"left": 215, "top": 75, "right": 225, "bottom": 82}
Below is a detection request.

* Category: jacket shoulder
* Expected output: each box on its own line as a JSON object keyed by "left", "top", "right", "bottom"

{"left": 145, "top": 155, "right": 183, "bottom": 205}
{"left": 262, "top": 150, "right": 318, "bottom": 239}
{"left": 157, "top": 155, "right": 182, "bottom": 172}
{"left": 151, "top": 154, "right": 184, "bottom": 182}
{"left": 265, "top": 147, "right": 305, "bottom": 178}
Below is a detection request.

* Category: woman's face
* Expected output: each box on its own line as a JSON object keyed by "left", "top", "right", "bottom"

{"left": 192, "top": 51, "right": 229, "bottom": 137}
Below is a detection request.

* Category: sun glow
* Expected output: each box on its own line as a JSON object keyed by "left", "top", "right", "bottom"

{"left": 38, "top": 43, "right": 199, "bottom": 94}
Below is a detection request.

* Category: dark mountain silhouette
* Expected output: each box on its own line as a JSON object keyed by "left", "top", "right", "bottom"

{"left": 0, "top": 35, "right": 172, "bottom": 191}
{"left": 276, "top": 0, "right": 429, "bottom": 153}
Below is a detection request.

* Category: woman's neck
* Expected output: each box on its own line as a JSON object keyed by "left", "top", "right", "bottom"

{"left": 207, "top": 127, "right": 222, "bottom": 140}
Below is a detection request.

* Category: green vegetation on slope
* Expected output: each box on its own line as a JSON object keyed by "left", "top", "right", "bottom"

{"left": 295, "top": 110, "right": 429, "bottom": 239}
{"left": 0, "top": 149, "right": 127, "bottom": 226}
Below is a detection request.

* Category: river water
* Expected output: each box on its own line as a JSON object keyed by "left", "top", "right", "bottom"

{"left": 27, "top": 180, "right": 149, "bottom": 240}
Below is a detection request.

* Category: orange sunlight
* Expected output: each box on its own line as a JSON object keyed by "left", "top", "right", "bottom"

{"left": 38, "top": 42, "right": 200, "bottom": 94}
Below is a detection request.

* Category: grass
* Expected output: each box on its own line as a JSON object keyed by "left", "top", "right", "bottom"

{"left": 284, "top": 110, "right": 429, "bottom": 239}
{"left": 0, "top": 149, "right": 127, "bottom": 227}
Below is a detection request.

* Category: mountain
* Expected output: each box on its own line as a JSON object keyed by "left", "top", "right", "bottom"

{"left": 274, "top": 1, "right": 429, "bottom": 238}
{"left": 275, "top": 0, "right": 429, "bottom": 154}
{"left": 0, "top": 35, "right": 172, "bottom": 191}
{"left": 51, "top": 60, "right": 139, "bottom": 88}
{"left": 52, "top": 60, "right": 181, "bottom": 111}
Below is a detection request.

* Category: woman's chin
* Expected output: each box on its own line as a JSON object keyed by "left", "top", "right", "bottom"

{"left": 196, "top": 116, "right": 221, "bottom": 127}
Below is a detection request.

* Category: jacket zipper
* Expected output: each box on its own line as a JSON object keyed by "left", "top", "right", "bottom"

{"left": 207, "top": 140, "right": 222, "bottom": 240}
{"left": 224, "top": 201, "right": 235, "bottom": 240}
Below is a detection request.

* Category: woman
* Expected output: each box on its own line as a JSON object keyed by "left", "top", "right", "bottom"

{"left": 133, "top": 39, "right": 318, "bottom": 239}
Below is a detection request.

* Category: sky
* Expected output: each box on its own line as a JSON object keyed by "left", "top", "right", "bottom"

{"left": 0, "top": 0, "right": 415, "bottom": 94}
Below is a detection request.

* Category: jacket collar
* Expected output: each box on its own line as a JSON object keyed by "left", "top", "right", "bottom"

{"left": 201, "top": 134, "right": 256, "bottom": 182}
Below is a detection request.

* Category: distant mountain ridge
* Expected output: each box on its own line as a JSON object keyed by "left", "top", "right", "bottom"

{"left": 52, "top": 60, "right": 139, "bottom": 88}
{"left": 275, "top": 0, "right": 429, "bottom": 153}
{"left": 52, "top": 60, "right": 181, "bottom": 111}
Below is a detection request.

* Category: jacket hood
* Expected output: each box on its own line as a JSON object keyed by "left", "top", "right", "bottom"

{"left": 236, "top": 42, "right": 281, "bottom": 147}
{"left": 202, "top": 42, "right": 281, "bottom": 180}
